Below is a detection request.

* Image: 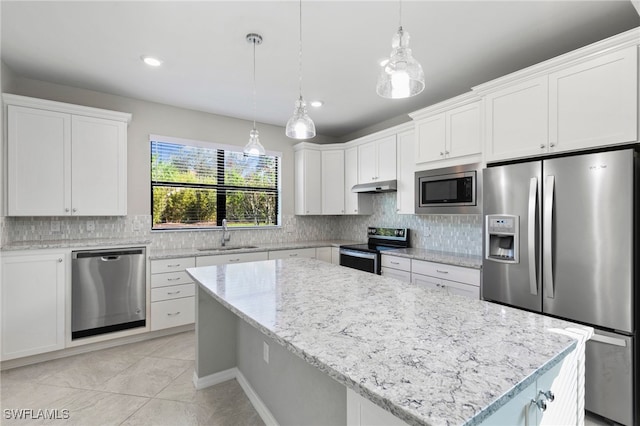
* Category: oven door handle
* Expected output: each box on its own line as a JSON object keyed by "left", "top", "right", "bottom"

{"left": 339, "top": 249, "right": 377, "bottom": 260}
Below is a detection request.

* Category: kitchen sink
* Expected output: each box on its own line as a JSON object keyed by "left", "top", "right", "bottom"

{"left": 197, "top": 245, "right": 259, "bottom": 252}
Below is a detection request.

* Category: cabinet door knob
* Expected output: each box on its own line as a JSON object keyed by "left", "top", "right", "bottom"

{"left": 550, "top": 143, "right": 556, "bottom": 148}
{"left": 540, "top": 144, "right": 546, "bottom": 149}
{"left": 440, "top": 152, "right": 444, "bottom": 156}
{"left": 58, "top": 258, "right": 63, "bottom": 263}
{"left": 540, "top": 390, "right": 555, "bottom": 402}
{"left": 72, "top": 208, "right": 77, "bottom": 213}
{"left": 444, "top": 151, "right": 450, "bottom": 155}
{"left": 531, "top": 398, "right": 547, "bottom": 412}
{"left": 65, "top": 208, "right": 70, "bottom": 212}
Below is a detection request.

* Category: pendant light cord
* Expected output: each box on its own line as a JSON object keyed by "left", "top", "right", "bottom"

{"left": 398, "top": 0, "right": 402, "bottom": 28}
{"left": 298, "top": 0, "right": 303, "bottom": 98}
{"left": 252, "top": 38, "right": 257, "bottom": 130}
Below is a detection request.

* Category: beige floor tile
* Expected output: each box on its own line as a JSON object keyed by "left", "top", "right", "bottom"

{"left": 41, "top": 389, "right": 148, "bottom": 426}
{"left": 119, "top": 398, "right": 213, "bottom": 426}
{"left": 101, "top": 357, "right": 192, "bottom": 397}
{"left": 38, "top": 350, "right": 142, "bottom": 390}
{"left": 0, "top": 355, "right": 85, "bottom": 384}
{"left": 0, "top": 380, "right": 82, "bottom": 412}
{"left": 150, "top": 332, "right": 195, "bottom": 361}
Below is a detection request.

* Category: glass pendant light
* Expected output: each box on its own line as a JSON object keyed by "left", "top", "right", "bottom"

{"left": 376, "top": 0, "right": 425, "bottom": 99}
{"left": 244, "top": 33, "right": 266, "bottom": 156}
{"left": 286, "top": 0, "right": 316, "bottom": 139}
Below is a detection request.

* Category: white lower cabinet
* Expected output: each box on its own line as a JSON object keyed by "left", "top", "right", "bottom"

{"left": 381, "top": 255, "right": 411, "bottom": 283}
{"left": 195, "top": 251, "right": 268, "bottom": 267}
{"left": 315, "top": 247, "right": 332, "bottom": 263}
{"left": 331, "top": 247, "right": 340, "bottom": 265}
{"left": 411, "top": 260, "right": 480, "bottom": 300}
{"left": 1, "top": 252, "right": 66, "bottom": 360}
{"left": 268, "top": 248, "right": 316, "bottom": 260}
{"left": 150, "top": 257, "right": 196, "bottom": 331}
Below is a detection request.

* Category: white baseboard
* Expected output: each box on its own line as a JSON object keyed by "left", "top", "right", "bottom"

{"left": 193, "top": 368, "right": 279, "bottom": 426}
{"left": 236, "top": 369, "right": 279, "bottom": 426}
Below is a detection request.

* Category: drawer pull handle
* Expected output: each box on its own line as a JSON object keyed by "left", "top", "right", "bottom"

{"left": 167, "top": 264, "right": 181, "bottom": 268}
{"left": 229, "top": 258, "right": 240, "bottom": 262}
{"left": 390, "top": 261, "right": 400, "bottom": 265}
{"left": 167, "top": 311, "right": 181, "bottom": 316}
{"left": 167, "top": 277, "right": 181, "bottom": 281}
{"left": 436, "top": 269, "right": 449, "bottom": 274}
{"left": 167, "top": 291, "right": 181, "bottom": 295}
{"left": 289, "top": 253, "right": 298, "bottom": 257}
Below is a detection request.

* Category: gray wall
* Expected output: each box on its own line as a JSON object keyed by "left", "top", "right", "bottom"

{"left": 2, "top": 72, "right": 338, "bottom": 217}
{"left": 237, "top": 319, "right": 346, "bottom": 426}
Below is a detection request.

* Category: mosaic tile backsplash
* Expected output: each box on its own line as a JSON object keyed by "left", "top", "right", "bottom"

{"left": 1, "top": 193, "right": 482, "bottom": 255}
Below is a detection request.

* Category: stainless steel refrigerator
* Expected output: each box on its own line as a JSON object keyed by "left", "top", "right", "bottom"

{"left": 482, "top": 148, "right": 638, "bottom": 426}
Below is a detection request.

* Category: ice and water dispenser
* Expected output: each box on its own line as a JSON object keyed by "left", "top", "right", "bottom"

{"left": 485, "top": 215, "right": 519, "bottom": 263}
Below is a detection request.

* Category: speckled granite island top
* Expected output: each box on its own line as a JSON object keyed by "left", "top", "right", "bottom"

{"left": 188, "top": 258, "right": 578, "bottom": 426}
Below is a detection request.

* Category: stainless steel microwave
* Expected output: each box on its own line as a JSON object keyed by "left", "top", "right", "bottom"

{"left": 415, "top": 163, "right": 482, "bottom": 214}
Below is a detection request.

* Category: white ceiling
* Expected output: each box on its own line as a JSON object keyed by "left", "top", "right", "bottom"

{"left": 2, "top": 1, "right": 639, "bottom": 139}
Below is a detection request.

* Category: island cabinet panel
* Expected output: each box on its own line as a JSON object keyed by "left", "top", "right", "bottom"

{"left": 195, "top": 251, "right": 268, "bottom": 267}
{"left": 548, "top": 45, "right": 637, "bottom": 153}
{"left": 347, "top": 389, "right": 408, "bottom": 426}
{"left": 268, "top": 248, "right": 316, "bottom": 260}
{"left": 150, "top": 256, "right": 197, "bottom": 330}
{"left": 1, "top": 252, "right": 66, "bottom": 360}
{"left": 481, "top": 352, "right": 577, "bottom": 425}
{"left": 6, "top": 95, "right": 130, "bottom": 216}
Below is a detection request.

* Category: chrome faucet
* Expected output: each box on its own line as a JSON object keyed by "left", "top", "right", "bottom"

{"left": 221, "top": 218, "right": 231, "bottom": 247}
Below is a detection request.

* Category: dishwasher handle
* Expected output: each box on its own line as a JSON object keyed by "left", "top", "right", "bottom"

{"left": 73, "top": 248, "right": 145, "bottom": 259}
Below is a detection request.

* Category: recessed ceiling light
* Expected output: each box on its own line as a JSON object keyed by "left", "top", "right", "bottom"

{"left": 141, "top": 55, "right": 163, "bottom": 67}
{"left": 310, "top": 100, "right": 324, "bottom": 108}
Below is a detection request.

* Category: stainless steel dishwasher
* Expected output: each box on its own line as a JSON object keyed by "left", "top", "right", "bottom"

{"left": 72, "top": 247, "right": 146, "bottom": 339}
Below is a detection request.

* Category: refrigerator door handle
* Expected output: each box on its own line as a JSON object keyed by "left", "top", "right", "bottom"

{"left": 544, "top": 175, "right": 555, "bottom": 299}
{"left": 528, "top": 178, "right": 538, "bottom": 296}
{"left": 590, "top": 333, "right": 627, "bottom": 347}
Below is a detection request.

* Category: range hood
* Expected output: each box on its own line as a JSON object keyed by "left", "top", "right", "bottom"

{"left": 351, "top": 180, "right": 397, "bottom": 193}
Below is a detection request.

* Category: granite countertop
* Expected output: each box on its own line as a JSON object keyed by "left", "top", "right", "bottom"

{"left": 149, "top": 240, "right": 361, "bottom": 260}
{"left": 385, "top": 248, "right": 483, "bottom": 269}
{"left": 1, "top": 238, "right": 152, "bottom": 251}
{"left": 188, "top": 258, "right": 580, "bottom": 426}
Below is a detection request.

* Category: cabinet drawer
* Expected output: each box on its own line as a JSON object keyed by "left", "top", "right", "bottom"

{"left": 151, "top": 283, "right": 195, "bottom": 302}
{"left": 151, "top": 271, "right": 193, "bottom": 288}
{"left": 268, "top": 248, "right": 316, "bottom": 260}
{"left": 151, "top": 257, "right": 195, "bottom": 274}
{"left": 196, "top": 251, "right": 268, "bottom": 267}
{"left": 381, "top": 255, "right": 411, "bottom": 271}
{"left": 151, "top": 297, "right": 195, "bottom": 330}
{"left": 381, "top": 267, "right": 411, "bottom": 283}
{"left": 411, "top": 260, "right": 480, "bottom": 286}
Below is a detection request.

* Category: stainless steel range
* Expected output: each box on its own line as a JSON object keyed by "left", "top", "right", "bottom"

{"left": 339, "top": 227, "right": 409, "bottom": 274}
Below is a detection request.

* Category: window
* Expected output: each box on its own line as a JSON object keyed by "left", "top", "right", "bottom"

{"left": 151, "top": 136, "right": 280, "bottom": 230}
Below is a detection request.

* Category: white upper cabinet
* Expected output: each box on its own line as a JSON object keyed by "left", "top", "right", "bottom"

{"left": 395, "top": 129, "right": 415, "bottom": 214}
{"left": 483, "top": 76, "right": 549, "bottom": 162}
{"left": 5, "top": 94, "right": 131, "bottom": 216}
{"left": 411, "top": 94, "right": 481, "bottom": 167}
{"left": 548, "top": 45, "right": 637, "bottom": 153}
{"left": 294, "top": 147, "right": 322, "bottom": 215}
{"left": 357, "top": 135, "right": 396, "bottom": 184}
{"left": 476, "top": 30, "right": 639, "bottom": 163}
{"left": 321, "top": 149, "right": 345, "bottom": 214}
{"left": 344, "top": 146, "right": 373, "bottom": 215}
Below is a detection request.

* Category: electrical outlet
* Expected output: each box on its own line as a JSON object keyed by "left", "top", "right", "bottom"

{"left": 50, "top": 220, "right": 61, "bottom": 233}
{"left": 263, "top": 341, "right": 269, "bottom": 364}
{"left": 86, "top": 220, "right": 95, "bottom": 232}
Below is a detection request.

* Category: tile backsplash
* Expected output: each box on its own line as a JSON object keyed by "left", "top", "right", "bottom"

{"left": 1, "top": 194, "right": 482, "bottom": 255}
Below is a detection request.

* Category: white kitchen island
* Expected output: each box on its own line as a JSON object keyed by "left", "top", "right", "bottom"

{"left": 187, "top": 258, "right": 591, "bottom": 426}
